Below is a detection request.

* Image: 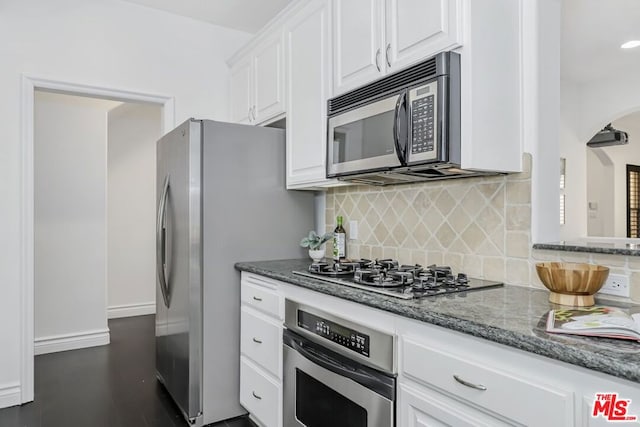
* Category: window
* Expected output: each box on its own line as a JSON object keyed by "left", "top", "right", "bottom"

{"left": 560, "top": 158, "right": 566, "bottom": 225}
{"left": 627, "top": 164, "right": 640, "bottom": 238}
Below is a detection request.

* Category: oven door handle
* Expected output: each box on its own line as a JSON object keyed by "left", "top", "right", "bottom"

{"left": 393, "top": 91, "right": 407, "bottom": 165}
{"left": 290, "top": 339, "right": 382, "bottom": 389}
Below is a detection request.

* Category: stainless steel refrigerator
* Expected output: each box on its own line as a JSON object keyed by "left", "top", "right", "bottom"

{"left": 155, "top": 119, "right": 314, "bottom": 426}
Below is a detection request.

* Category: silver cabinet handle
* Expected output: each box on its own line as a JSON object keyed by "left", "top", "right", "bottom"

{"left": 375, "top": 48, "right": 381, "bottom": 72}
{"left": 252, "top": 391, "right": 262, "bottom": 400}
{"left": 386, "top": 43, "right": 392, "bottom": 68}
{"left": 248, "top": 107, "right": 252, "bottom": 122}
{"left": 252, "top": 337, "right": 263, "bottom": 344}
{"left": 453, "top": 374, "right": 487, "bottom": 391}
{"left": 252, "top": 296, "right": 263, "bottom": 302}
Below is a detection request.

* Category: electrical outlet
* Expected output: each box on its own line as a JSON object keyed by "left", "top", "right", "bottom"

{"left": 598, "top": 273, "right": 631, "bottom": 297}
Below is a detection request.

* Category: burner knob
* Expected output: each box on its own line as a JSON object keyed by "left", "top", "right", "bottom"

{"left": 443, "top": 274, "right": 456, "bottom": 286}
{"left": 457, "top": 273, "right": 468, "bottom": 284}
{"left": 424, "top": 276, "right": 436, "bottom": 286}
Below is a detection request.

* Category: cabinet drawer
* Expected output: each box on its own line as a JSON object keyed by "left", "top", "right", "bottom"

{"left": 241, "top": 306, "right": 282, "bottom": 378}
{"left": 240, "top": 356, "right": 281, "bottom": 427}
{"left": 401, "top": 336, "right": 573, "bottom": 426}
{"left": 241, "top": 276, "right": 282, "bottom": 319}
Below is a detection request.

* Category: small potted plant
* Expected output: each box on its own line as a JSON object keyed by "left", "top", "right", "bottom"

{"left": 300, "top": 230, "right": 332, "bottom": 262}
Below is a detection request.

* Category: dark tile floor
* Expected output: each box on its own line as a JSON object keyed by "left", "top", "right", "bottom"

{"left": 0, "top": 315, "right": 255, "bottom": 427}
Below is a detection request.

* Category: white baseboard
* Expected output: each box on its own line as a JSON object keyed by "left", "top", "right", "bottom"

{"left": 107, "top": 302, "right": 155, "bottom": 319}
{"left": 0, "top": 383, "right": 21, "bottom": 409}
{"left": 34, "top": 329, "right": 110, "bottom": 355}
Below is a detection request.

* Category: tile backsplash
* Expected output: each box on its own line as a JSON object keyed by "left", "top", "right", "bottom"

{"left": 325, "top": 153, "right": 640, "bottom": 302}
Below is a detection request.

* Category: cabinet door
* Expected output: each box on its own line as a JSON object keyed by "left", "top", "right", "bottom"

{"left": 385, "top": 0, "right": 462, "bottom": 71}
{"left": 332, "top": 0, "right": 385, "bottom": 95}
{"left": 398, "top": 384, "right": 513, "bottom": 427}
{"left": 254, "top": 33, "right": 285, "bottom": 124}
{"left": 285, "top": 0, "right": 333, "bottom": 188}
{"left": 230, "top": 57, "right": 253, "bottom": 124}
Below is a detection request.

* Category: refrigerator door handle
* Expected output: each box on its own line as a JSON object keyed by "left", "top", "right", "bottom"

{"left": 156, "top": 174, "right": 171, "bottom": 308}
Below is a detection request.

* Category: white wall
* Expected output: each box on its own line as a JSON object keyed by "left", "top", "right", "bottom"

{"left": 560, "top": 72, "right": 640, "bottom": 238}
{"left": 107, "top": 103, "right": 161, "bottom": 317}
{"left": 0, "top": 0, "right": 250, "bottom": 402}
{"left": 586, "top": 114, "right": 640, "bottom": 237}
{"left": 586, "top": 148, "right": 615, "bottom": 236}
{"left": 559, "top": 79, "right": 587, "bottom": 240}
{"left": 34, "top": 91, "right": 120, "bottom": 344}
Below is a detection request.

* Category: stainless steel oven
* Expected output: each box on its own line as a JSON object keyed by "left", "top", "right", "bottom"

{"left": 283, "top": 300, "right": 396, "bottom": 427}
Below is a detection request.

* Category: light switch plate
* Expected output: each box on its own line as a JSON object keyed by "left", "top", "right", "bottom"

{"left": 349, "top": 220, "right": 358, "bottom": 240}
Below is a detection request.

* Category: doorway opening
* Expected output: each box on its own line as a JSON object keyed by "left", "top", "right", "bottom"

{"left": 21, "top": 75, "right": 174, "bottom": 404}
{"left": 34, "top": 90, "right": 163, "bottom": 354}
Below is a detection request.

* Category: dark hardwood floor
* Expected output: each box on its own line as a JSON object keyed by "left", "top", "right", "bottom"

{"left": 0, "top": 315, "right": 255, "bottom": 427}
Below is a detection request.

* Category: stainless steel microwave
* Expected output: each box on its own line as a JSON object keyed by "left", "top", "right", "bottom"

{"left": 327, "top": 51, "right": 481, "bottom": 185}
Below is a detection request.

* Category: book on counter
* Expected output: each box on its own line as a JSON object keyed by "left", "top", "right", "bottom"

{"left": 546, "top": 306, "right": 640, "bottom": 342}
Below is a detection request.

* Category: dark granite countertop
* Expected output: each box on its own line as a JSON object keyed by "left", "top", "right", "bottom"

{"left": 235, "top": 259, "right": 640, "bottom": 384}
{"left": 534, "top": 240, "right": 640, "bottom": 256}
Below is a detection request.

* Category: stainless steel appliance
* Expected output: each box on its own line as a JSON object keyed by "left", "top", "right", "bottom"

{"left": 327, "top": 51, "right": 490, "bottom": 185}
{"left": 155, "top": 119, "right": 314, "bottom": 426}
{"left": 293, "top": 259, "right": 503, "bottom": 300}
{"left": 283, "top": 300, "right": 396, "bottom": 427}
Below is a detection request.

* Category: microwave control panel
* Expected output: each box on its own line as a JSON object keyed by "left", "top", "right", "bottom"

{"left": 298, "top": 310, "right": 370, "bottom": 357}
{"left": 409, "top": 81, "right": 438, "bottom": 162}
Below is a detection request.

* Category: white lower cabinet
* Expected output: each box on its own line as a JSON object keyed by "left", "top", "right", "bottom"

{"left": 239, "top": 273, "right": 283, "bottom": 427}
{"left": 240, "top": 306, "right": 282, "bottom": 378}
{"left": 398, "top": 383, "right": 513, "bottom": 427}
{"left": 240, "top": 357, "right": 282, "bottom": 427}
{"left": 239, "top": 273, "right": 640, "bottom": 427}
{"left": 399, "top": 332, "right": 574, "bottom": 426}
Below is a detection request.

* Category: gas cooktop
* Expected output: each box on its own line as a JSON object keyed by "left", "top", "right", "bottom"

{"left": 292, "top": 259, "right": 503, "bottom": 300}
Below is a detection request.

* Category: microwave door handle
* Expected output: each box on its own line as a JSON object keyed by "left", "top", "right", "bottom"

{"left": 393, "top": 92, "right": 407, "bottom": 165}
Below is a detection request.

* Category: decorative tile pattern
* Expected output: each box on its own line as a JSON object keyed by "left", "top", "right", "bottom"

{"left": 326, "top": 154, "right": 533, "bottom": 285}
{"left": 325, "top": 153, "right": 640, "bottom": 302}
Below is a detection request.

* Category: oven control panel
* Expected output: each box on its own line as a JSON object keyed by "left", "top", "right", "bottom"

{"left": 298, "top": 310, "right": 370, "bottom": 357}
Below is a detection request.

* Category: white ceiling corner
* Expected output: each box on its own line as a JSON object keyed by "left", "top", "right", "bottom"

{"left": 121, "top": 0, "right": 293, "bottom": 33}
{"left": 562, "top": 0, "right": 640, "bottom": 84}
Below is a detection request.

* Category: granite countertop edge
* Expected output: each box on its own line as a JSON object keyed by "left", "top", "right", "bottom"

{"left": 235, "top": 261, "right": 639, "bottom": 384}
{"left": 533, "top": 242, "right": 640, "bottom": 256}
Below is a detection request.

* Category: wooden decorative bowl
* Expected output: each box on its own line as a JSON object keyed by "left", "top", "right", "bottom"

{"left": 535, "top": 262, "right": 609, "bottom": 307}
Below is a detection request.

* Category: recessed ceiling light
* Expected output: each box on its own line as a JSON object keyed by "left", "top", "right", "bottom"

{"left": 621, "top": 40, "right": 640, "bottom": 49}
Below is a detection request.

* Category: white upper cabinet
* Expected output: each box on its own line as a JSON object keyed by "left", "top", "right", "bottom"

{"left": 229, "top": 31, "right": 285, "bottom": 125}
{"left": 253, "top": 35, "right": 285, "bottom": 123}
{"left": 332, "top": 0, "right": 384, "bottom": 94}
{"left": 332, "top": 0, "right": 462, "bottom": 95}
{"left": 285, "top": 0, "right": 341, "bottom": 189}
{"left": 458, "top": 0, "right": 522, "bottom": 172}
{"left": 386, "top": 0, "right": 462, "bottom": 71}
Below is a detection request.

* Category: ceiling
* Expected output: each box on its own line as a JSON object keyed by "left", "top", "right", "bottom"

{"left": 562, "top": 0, "right": 640, "bottom": 83}
{"left": 119, "top": 1, "right": 639, "bottom": 79}
{"left": 122, "top": 0, "right": 293, "bottom": 33}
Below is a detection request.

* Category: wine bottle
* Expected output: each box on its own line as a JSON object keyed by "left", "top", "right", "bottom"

{"left": 333, "top": 215, "right": 346, "bottom": 260}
